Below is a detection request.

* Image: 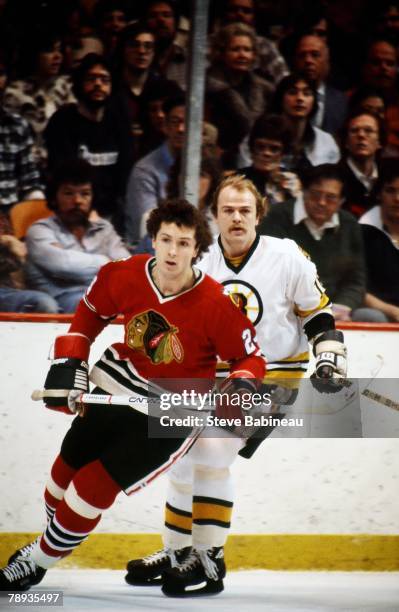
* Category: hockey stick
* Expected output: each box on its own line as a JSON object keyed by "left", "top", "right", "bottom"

{"left": 31, "top": 390, "right": 151, "bottom": 416}
{"left": 32, "top": 380, "right": 399, "bottom": 417}
{"left": 361, "top": 389, "right": 399, "bottom": 412}
{"left": 339, "top": 355, "right": 399, "bottom": 413}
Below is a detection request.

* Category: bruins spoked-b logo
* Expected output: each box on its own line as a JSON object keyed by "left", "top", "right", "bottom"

{"left": 127, "top": 310, "right": 183, "bottom": 364}
{"left": 222, "top": 280, "right": 263, "bottom": 326}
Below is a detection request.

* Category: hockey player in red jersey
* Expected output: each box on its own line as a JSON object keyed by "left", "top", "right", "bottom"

{"left": 0, "top": 199, "right": 265, "bottom": 593}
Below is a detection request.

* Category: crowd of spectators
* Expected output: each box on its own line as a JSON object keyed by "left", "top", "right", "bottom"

{"left": 0, "top": 0, "right": 398, "bottom": 321}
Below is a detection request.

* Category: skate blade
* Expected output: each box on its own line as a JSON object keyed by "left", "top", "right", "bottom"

{"left": 162, "top": 579, "right": 224, "bottom": 597}
{"left": 125, "top": 574, "right": 163, "bottom": 587}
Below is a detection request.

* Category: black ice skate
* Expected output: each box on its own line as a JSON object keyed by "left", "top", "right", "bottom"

{"left": 125, "top": 547, "right": 191, "bottom": 586}
{"left": 161, "top": 546, "right": 225, "bottom": 597}
{"left": 0, "top": 553, "right": 46, "bottom": 592}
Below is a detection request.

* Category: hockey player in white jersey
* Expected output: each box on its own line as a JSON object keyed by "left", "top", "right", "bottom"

{"left": 125, "top": 174, "right": 348, "bottom": 597}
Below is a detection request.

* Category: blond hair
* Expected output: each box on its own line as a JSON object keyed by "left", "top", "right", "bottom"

{"left": 211, "top": 174, "right": 267, "bottom": 219}
{"left": 211, "top": 22, "right": 258, "bottom": 65}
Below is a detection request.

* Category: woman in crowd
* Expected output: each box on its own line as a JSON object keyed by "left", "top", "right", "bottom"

{"left": 206, "top": 22, "right": 274, "bottom": 169}
{"left": 271, "top": 73, "right": 340, "bottom": 175}
{"left": 3, "top": 28, "right": 75, "bottom": 167}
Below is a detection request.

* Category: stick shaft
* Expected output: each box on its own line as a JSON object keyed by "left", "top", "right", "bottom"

{"left": 31, "top": 390, "right": 150, "bottom": 414}
{"left": 362, "top": 389, "right": 399, "bottom": 412}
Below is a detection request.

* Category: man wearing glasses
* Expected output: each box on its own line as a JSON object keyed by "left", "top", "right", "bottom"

{"left": 111, "top": 22, "right": 182, "bottom": 162}
{"left": 239, "top": 114, "right": 302, "bottom": 206}
{"left": 259, "top": 163, "right": 366, "bottom": 321}
{"left": 125, "top": 95, "right": 186, "bottom": 245}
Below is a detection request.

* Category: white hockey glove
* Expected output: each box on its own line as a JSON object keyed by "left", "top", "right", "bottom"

{"left": 310, "top": 330, "right": 347, "bottom": 394}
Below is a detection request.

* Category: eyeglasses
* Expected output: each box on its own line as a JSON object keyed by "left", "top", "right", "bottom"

{"left": 307, "top": 189, "right": 342, "bottom": 205}
{"left": 127, "top": 41, "right": 155, "bottom": 51}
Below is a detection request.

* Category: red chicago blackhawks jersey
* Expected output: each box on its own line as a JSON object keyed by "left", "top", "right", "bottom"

{"left": 69, "top": 255, "right": 265, "bottom": 396}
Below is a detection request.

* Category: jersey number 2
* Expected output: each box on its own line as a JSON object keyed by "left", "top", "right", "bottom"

{"left": 242, "top": 328, "right": 257, "bottom": 354}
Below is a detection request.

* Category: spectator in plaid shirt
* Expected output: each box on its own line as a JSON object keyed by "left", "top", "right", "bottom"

{"left": 0, "top": 59, "right": 44, "bottom": 214}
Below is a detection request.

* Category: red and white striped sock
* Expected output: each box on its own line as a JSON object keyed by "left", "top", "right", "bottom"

{"left": 44, "top": 455, "right": 77, "bottom": 522}
{"left": 32, "top": 459, "right": 121, "bottom": 569}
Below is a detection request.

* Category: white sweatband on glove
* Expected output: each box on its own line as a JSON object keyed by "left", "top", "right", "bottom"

{"left": 313, "top": 329, "right": 347, "bottom": 379}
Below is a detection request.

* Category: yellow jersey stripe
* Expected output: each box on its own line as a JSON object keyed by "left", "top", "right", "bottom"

{"left": 295, "top": 293, "right": 331, "bottom": 318}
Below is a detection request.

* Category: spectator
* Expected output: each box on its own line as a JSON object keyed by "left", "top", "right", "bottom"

{"left": 348, "top": 86, "right": 387, "bottom": 121}
{"left": 258, "top": 163, "right": 366, "bottom": 321}
{"left": 206, "top": 22, "right": 274, "bottom": 168}
{"left": 338, "top": 111, "right": 384, "bottom": 218}
{"left": 238, "top": 113, "right": 301, "bottom": 206}
{"left": 61, "top": 2, "right": 100, "bottom": 70}
{"left": 93, "top": 0, "right": 128, "bottom": 60}
{"left": 0, "top": 57, "right": 44, "bottom": 216}
{"left": 374, "top": 1, "right": 399, "bottom": 51}
{"left": 354, "top": 160, "right": 399, "bottom": 322}
{"left": 361, "top": 37, "right": 398, "bottom": 96}
{"left": 137, "top": 82, "right": 179, "bottom": 158}
{"left": 111, "top": 22, "right": 182, "bottom": 161}
{"left": 213, "top": 0, "right": 288, "bottom": 86}
{"left": 348, "top": 87, "right": 398, "bottom": 158}
{"left": 0, "top": 232, "right": 58, "bottom": 313}
{"left": 280, "top": 1, "right": 360, "bottom": 91}
{"left": 359, "top": 37, "right": 399, "bottom": 151}
{"left": 144, "top": 0, "right": 188, "bottom": 91}
{"left": 272, "top": 73, "right": 340, "bottom": 174}
{"left": 65, "top": 36, "right": 105, "bottom": 71}
{"left": 200, "top": 120, "right": 220, "bottom": 160}
{"left": 3, "top": 28, "right": 75, "bottom": 167}
{"left": 293, "top": 34, "right": 348, "bottom": 134}
{"left": 125, "top": 94, "right": 185, "bottom": 244}
{"left": 25, "top": 160, "right": 130, "bottom": 313}
{"left": 44, "top": 53, "right": 133, "bottom": 230}
{"left": 280, "top": 1, "right": 330, "bottom": 63}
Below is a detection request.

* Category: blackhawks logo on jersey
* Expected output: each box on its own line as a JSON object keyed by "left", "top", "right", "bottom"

{"left": 126, "top": 310, "right": 184, "bottom": 364}
{"left": 222, "top": 279, "right": 263, "bottom": 326}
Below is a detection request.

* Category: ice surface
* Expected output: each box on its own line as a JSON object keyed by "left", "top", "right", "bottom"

{"left": 1, "top": 569, "right": 398, "bottom": 612}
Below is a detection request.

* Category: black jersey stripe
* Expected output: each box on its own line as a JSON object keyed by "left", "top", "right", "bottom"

{"left": 94, "top": 361, "right": 149, "bottom": 396}
{"left": 103, "top": 348, "right": 148, "bottom": 387}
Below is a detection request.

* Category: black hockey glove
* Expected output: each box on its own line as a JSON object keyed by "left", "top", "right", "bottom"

{"left": 43, "top": 334, "right": 90, "bottom": 415}
{"left": 44, "top": 358, "right": 89, "bottom": 414}
{"left": 310, "top": 330, "right": 347, "bottom": 394}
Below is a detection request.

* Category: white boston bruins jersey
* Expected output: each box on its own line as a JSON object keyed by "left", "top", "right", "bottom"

{"left": 196, "top": 235, "right": 331, "bottom": 378}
